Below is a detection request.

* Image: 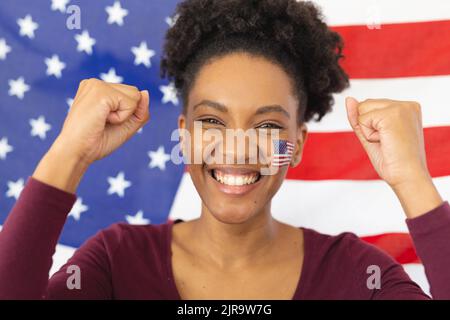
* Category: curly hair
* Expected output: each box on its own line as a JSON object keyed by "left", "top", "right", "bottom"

{"left": 160, "top": 0, "right": 349, "bottom": 123}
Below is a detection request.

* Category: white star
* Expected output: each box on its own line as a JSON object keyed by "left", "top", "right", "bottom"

{"left": 66, "top": 97, "right": 74, "bottom": 108}
{"left": 51, "top": 0, "right": 70, "bottom": 12}
{"left": 125, "top": 210, "right": 150, "bottom": 225}
{"left": 68, "top": 197, "right": 88, "bottom": 221}
{"left": 159, "top": 82, "right": 179, "bottom": 106}
{"left": 105, "top": 1, "right": 128, "bottom": 26}
{"left": 29, "top": 116, "right": 51, "bottom": 140}
{"left": 131, "top": 41, "right": 155, "bottom": 68}
{"left": 6, "top": 178, "right": 24, "bottom": 200}
{"left": 17, "top": 15, "right": 39, "bottom": 39}
{"left": 75, "top": 30, "right": 96, "bottom": 55}
{"left": 165, "top": 14, "right": 179, "bottom": 28}
{"left": 100, "top": 67, "right": 123, "bottom": 83}
{"left": 8, "top": 77, "right": 30, "bottom": 99}
{"left": 0, "top": 137, "right": 13, "bottom": 160}
{"left": 0, "top": 38, "right": 12, "bottom": 60}
{"left": 137, "top": 127, "right": 143, "bottom": 134}
{"left": 45, "top": 54, "right": 66, "bottom": 78}
{"left": 66, "top": 97, "right": 74, "bottom": 113}
{"left": 148, "top": 146, "right": 171, "bottom": 171}
{"left": 107, "top": 171, "right": 131, "bottom": 197}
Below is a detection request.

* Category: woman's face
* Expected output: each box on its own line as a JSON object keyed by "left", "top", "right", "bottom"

{"left": 179, "top": 52, "right": 308, "bottom": 224}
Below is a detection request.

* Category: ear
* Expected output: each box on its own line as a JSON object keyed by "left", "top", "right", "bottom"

{"left": 291, "top": 123, "right": 308, "bottom": 167}
{"left": 178, "top": 114, "right": 186, "bottom": 152}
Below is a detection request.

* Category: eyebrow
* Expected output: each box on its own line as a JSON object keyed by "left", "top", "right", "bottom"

{"left": 192, "top": 99, "right": 290, "bottom": 119}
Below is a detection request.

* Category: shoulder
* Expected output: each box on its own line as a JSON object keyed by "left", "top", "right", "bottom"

{"left": 303, "top": 227, "right": 399, "bottom": 274}
{"left": 300, "top": 228, "right": 423, "bottom": 299}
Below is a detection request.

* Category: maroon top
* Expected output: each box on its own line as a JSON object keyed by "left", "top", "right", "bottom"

{"left": 0, "top": 176, "right": 449, "bottom": 299}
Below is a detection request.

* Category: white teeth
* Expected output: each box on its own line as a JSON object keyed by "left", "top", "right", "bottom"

{"left": 212, "top": 170, "right": 259, "bottom": 186}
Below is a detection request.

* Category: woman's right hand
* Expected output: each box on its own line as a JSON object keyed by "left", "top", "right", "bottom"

{"left": 58, "top": 78, "right": 150, "bottom": 165}
{"left": 32, "top": 79, "right": 150, "bottom": 193}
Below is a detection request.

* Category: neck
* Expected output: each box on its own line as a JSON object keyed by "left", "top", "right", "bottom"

{"left": 189, "top": 203, "right": 281, "bottom": 270}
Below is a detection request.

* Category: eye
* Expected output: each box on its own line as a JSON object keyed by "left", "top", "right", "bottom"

{"left": 257, "top": 122, "right": 283, "bottom": 129}
{"left": 198, "top": 118, "right": 224, "bottom": 126}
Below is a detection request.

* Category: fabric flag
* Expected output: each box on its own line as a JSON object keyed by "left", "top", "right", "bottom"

{"left": 1, "top": 0, "right": 449, "bottom": 295}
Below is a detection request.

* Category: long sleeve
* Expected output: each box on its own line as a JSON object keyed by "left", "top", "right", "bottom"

{"left": 368, "top": 200, "right": 450, "bottom": 300}
{"left": 0, "top": 176, "right": 76, "bottom": 299}
{"left": 406, "top": 200, "right": 450, "bottom": 299}
{"left": 0, "top": 176, "right": 126, "bottom": 299}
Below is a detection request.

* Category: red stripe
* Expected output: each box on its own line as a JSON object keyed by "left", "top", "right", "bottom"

{"left": 361, "top": 233, "right": 419, "bottom": 264}
{"left": 286, "top": 126, "right": 450, "bottom": 180}
{"left": 333, "top": 20, "right": 450, "bottom": 78}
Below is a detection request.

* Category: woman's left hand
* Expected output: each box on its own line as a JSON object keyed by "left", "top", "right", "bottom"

{"left": 345, "top": 97, "right": 443, "bottom": 218}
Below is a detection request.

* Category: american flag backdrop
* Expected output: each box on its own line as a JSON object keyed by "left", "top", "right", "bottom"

{"left": 0, "top": 0, "right": 450, "bottom": 295}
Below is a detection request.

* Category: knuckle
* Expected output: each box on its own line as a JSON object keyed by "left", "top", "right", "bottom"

{"left": 81, "top": 78, "right": 102, "bottom": 92}
{"left": 390, "top": 105, "right": 405, "bottom": 118}
{"left": 127, "top": 85, "right": 141, "bottom": 100}
{"left": 409, "top": 101, "right": 421, "bottom": 112}
{"left": 86, "top": 78, "right": 99, "bottom": 86}
{"left": 130, "top": 88, "right": 141, "bottom": 101}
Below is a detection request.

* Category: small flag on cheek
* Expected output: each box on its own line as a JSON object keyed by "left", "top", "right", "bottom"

{"left": 272, "top": 140, "right": 294, "bottom": 167}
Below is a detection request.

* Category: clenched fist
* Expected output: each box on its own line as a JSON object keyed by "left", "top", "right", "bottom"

{"left": 345, "top": 97, "right": 443, "bottom": 218}
{"left": 33, "top": 79, "right": 150, "bottom": 193}
{"left": 345, "top": 97, "right": 427, "bottom": 188}
{"left": 58, "top": 79, "right": 150, "bottom": 165}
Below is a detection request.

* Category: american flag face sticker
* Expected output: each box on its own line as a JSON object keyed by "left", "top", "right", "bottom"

{"left": 272, "top": 140, "right": 294, "bottom": 167}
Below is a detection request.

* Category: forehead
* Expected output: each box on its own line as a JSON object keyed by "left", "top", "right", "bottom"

{"left": 187, "top": 52, "right": 297, "bottom": 111}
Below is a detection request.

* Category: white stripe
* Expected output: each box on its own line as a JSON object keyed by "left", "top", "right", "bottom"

{"left": 49, "top": 244, "right": 76, "bottom": 277}
{"left": 169, "top": 173, "right": 450, "bottom": 236}
{"left": 306, "top": 75, "right": 450, "bottom": 132}
{"left": 403, "top": 263, "right": 430, "bottom": 296}
{"left": 309, "top": 0, "right": 450, "bottom": 26}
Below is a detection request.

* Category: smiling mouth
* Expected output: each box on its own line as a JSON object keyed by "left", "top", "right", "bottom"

{"left": 209, "top": 168, "right": 262, "bottom": 186}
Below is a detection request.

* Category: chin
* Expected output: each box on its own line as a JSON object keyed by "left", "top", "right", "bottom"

{"left": 207, "top": 203, "right": 258, "bottom": 224}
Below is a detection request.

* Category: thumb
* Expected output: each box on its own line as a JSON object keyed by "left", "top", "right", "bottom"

{"left": 345, "top": 96, "right": 374, "bottom": 150}
{"left": 127, "top": 90, "right": 150, "bottom": 129}
{"left": 134, "top": 90, "right": 150, "bottom": 124}
{"left": 345, "top": 96, "right": 360, "bottom": 130}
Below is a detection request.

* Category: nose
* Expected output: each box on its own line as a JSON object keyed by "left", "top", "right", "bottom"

{"left": 203, "top": 129, "right": 274, "bottom": 166}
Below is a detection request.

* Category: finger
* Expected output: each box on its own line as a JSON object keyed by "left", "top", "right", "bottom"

{"left": 357, "top": 98, "right": 392, "bottom": 116}
{"left": 104, "top": 90, "right": 150, "bottom": 144}
{"left": 358, "top": 110, "right": 382, "bottom": 142}
{"left": 346, "top": 96, "right": 378, "bottom": 145}
{"left": 106, "top": 88, "right": 141, "bottom": 125}
{"left": 345, "top": 96, "right": 360, "bottom": 129}
{"left": 131, "top": 90, "right": 150, "bottom": 125}
{"left": 74, "top": 78, "right": 95, "bottom": 101}
{"left": 118, "top": 90, "right": 150, "bottom": 135}
{"left": 108, "top": 83, "right": 141, "bottom": 101}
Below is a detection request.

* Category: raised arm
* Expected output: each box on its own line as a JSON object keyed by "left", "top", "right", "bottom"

{"left": 345, "top": 97, "right": 449, "bottom": 299}
{"left": 0, "top": 79, "right": 150, "bottom": 299}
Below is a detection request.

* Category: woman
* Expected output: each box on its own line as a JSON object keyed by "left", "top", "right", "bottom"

{"left": 0, "top": 0, "right": 449, "bottom": 299}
